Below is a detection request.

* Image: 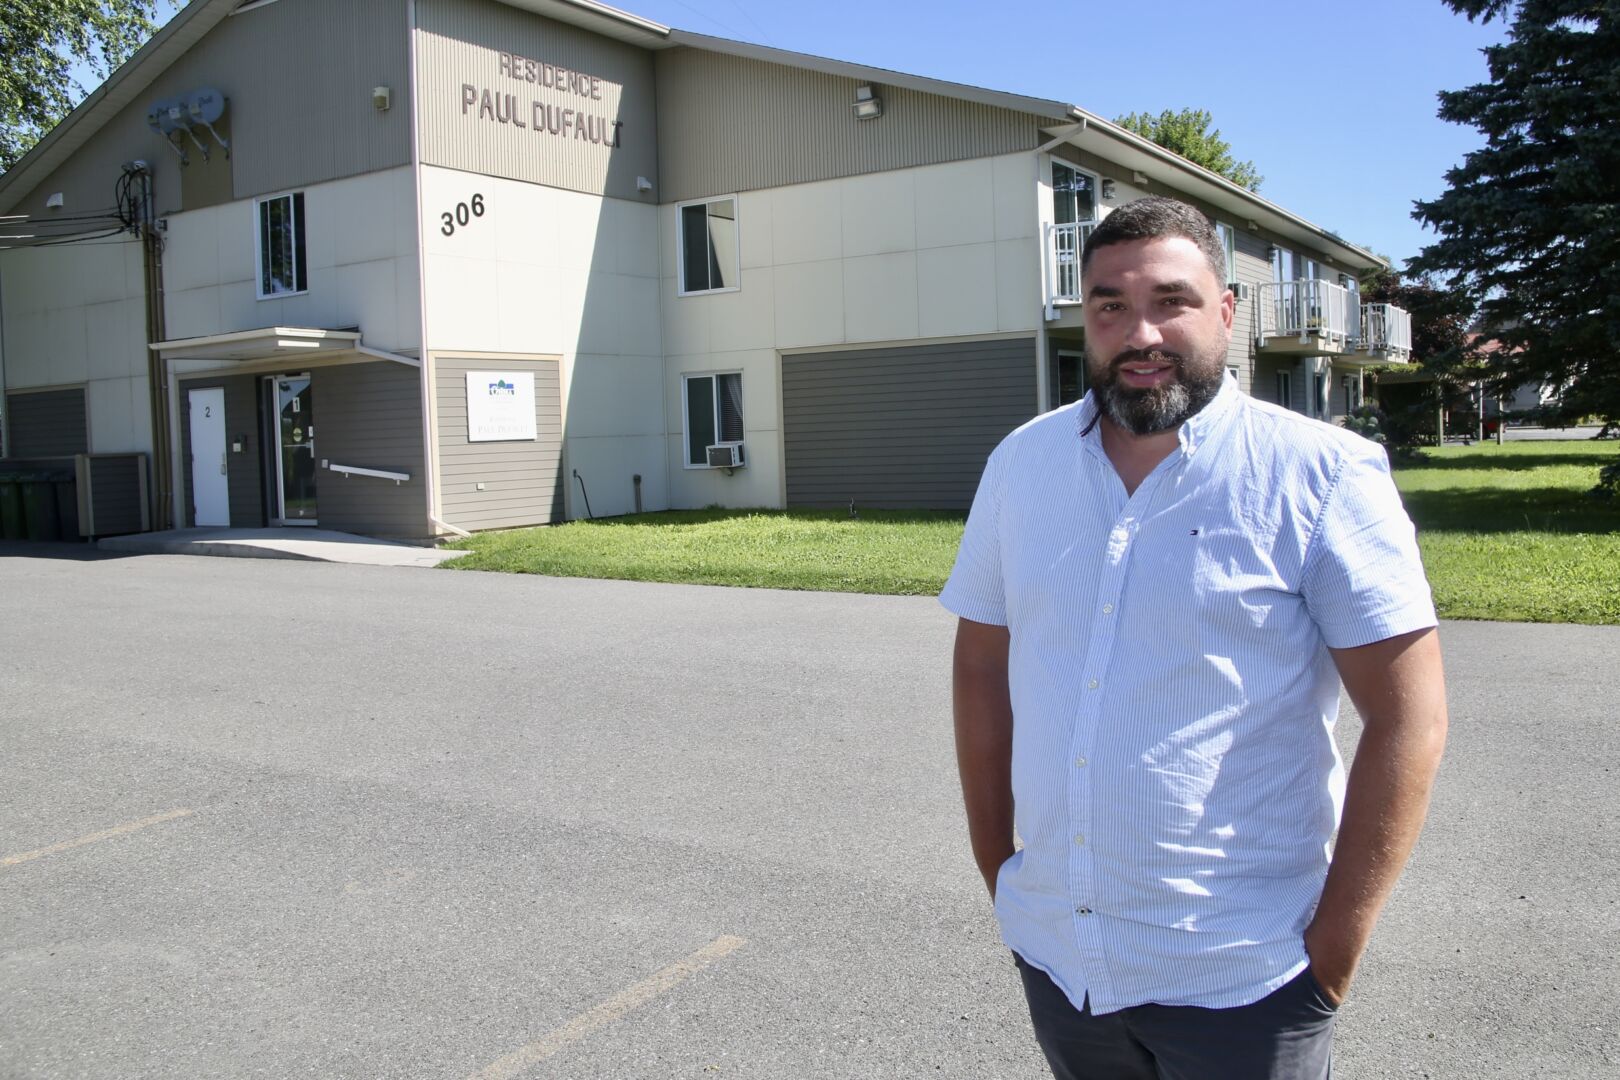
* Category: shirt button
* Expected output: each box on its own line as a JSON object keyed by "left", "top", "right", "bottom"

{"left": 1073, "top": 833, "right": 1085, "bottom": 846}
{"left": 1074, "top": 755, "right": 1087, "bottom": 767}
{"left": 1087, "top": 678, "right": 1099, "bottom": 690}
{"left": 1102, "top": 603, "right": 1114, "bottom": 614}
{"left": 1076, "top": 907, "right": 1093, "bottom": 916}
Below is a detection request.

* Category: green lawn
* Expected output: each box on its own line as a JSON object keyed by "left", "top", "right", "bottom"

{"left": 445, "top": 440, "right": 1620, "bottom": 624}
{"left": 1391, "top": 440, "right": 1620, "bottom": 624}
{"left": 444, "top": 508, "right": 965, "bottom": 595}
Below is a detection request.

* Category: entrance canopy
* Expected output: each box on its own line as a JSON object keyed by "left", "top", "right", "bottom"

{"left": 150, "top": 326, "right": 374, "bottom": 365}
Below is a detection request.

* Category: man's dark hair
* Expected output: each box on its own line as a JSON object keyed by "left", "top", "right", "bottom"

{"left": 1079, "top": 196, "right": 1226, "bottom": 285}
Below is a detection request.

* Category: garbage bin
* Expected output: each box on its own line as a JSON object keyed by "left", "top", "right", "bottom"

{"left": 0, "top": 475, "right": 24, "bottom": 540}
{"left": 19, "top": 472, "right": 61, "bottom": 541}
{"left": 54, "top": 471, "right": 81, "bottom": 540}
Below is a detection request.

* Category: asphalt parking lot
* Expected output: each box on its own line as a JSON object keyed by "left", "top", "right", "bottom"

{"left": 2, "top": 549, "right": 1616, "bottom": 1079}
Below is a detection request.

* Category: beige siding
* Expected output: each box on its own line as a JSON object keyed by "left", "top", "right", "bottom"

{"left": 14, "top": 0, "right": 411, "bottom": 218}
{"left": 314, "top": 361, "right": 428, "bottom": 539}
{"left": 655, "top": 47, "right": 1045, "bottom": 203}
{"left": 434, "top": 355, "right": 564, "bottom": 530}
{"left": 415, "top": 0, "right": 658, "bottom": 201}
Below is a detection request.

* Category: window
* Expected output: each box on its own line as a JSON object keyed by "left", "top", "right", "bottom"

{"left": 1342, "top": 374, "right": 1360, "bottom": 412}
{"left": 256, "top": 192, "right": 307, "bottom": 298}
{"left": 1216, "top": 222, "right": 1237, "bottom": 285}
{"left": 1271, "top": 246, "right": 1297, "bottom": 283}
{"left": 1314, "top": 373, "right": 1327, "bottom": 418}
{"left": 1056, "top": 351, "right": 1086, "bottom": 406}
{"left": 1052, "top": 162, "right": 1097, "bottom": 226}
{"left": 1227, "top": 365, "right": 1241, "bottom": 387}
{"left": 1275, "top": 370, "right": 1293, "bottom": 411}
{"left": 684, "top": 372, "right": 743, "bottom": 466}
{"left": 678, "top": 197, "right": 739, "bottom": 295}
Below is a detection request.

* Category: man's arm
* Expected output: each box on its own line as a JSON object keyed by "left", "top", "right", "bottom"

{"left": 1306, "top": 626, "right": 1448, "bottom": 1004}
{"left": 953, "top": 616, "right": 1016, "bottom": 899}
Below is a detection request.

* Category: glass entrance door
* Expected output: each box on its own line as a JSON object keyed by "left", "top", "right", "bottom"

{"left": 274, "top": 375, "right": 317, "bottom": 524}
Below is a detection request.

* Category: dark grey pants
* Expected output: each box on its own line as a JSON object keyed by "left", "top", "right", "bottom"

{"left": 1014, "top": 954, "right": 1337, "bottom": 1080}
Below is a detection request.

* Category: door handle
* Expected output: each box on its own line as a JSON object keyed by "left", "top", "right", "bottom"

{"left": 220, "top": 451, "right": 228, "bottom": 476}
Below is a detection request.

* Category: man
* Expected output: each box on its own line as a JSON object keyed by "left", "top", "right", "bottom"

{"left": 941, "top": 197, "right": 1447, "bottom": 1079}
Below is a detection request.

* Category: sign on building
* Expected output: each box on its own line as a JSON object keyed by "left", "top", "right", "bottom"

{"left": 466, "top": 371, "right": 536, "bottom": 442}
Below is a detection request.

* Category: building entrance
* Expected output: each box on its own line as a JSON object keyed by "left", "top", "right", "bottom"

{"left": 266, "top": 374, "right": 317, "bottom": 525}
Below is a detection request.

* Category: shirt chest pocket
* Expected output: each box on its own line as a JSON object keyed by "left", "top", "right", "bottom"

{"left": 1184, "top": 524, "right": 1298, "bottom": 632}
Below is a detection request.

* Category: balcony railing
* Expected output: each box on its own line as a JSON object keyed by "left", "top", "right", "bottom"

{"left": 1045, "top": 220, "right": 1096, "bottom": 312}
{"left": 1358, "top": 302, "right": 1413, "bottom": 362}
{"left": 1255, "top": 278, "right": 1360, "bottom": 350}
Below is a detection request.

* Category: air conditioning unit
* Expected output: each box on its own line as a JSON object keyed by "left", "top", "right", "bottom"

{"left": 706, "top": 442, "right": 745, "bottom": 468}
{"left": 1229, "top": 282, "right": 1252, "bottom": 301}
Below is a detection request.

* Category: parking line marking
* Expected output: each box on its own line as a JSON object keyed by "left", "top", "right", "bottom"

{"left": 1, "top": 808, "right": 195, "bottom": 868}
{"left": 470, "top": 935, "right": 747, "bottom": 1080}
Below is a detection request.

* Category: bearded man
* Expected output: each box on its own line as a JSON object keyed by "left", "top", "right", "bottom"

{"left": 941, "top": 197, "right": 1447, "bottom": 1080}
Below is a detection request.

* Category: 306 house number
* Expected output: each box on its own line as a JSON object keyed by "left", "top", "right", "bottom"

{"left": 441, "top": 193, "right": 486, "bottom": 236}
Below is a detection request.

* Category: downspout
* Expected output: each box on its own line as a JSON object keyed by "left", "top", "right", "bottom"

{"left": 137, "top": 163, "right": 174, "bottom": 529}
{"left": 1032, "top": 120, "right": 1085, "bottom": 412}
{"left": 405, "top": 0, "right": 460, "bottom": 539}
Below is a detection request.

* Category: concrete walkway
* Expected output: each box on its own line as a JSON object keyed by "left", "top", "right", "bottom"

{"left": 95, "top": 527, "right": 468, "bottom": 567}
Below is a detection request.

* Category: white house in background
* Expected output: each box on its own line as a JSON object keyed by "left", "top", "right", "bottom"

{"left": 0, "top": 0, "right": 1411, "bottom": 539}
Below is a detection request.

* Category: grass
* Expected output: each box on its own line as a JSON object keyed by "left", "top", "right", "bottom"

{"left": 1390, "top": 441, "right": 1620, "bottom": 625}
{"left": 443, "top": 508, "right": 965, "bottom": 595}
{"left": 445, "top": 441, "right": 1620, "bottom": 624}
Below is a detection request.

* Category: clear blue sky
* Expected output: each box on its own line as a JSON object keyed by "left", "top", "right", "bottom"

{"left": 138, "top": 0, "right": 1507, "bottom": 272}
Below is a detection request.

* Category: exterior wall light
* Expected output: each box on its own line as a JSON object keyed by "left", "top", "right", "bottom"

{"left": 372, "top": 85, "right": 392, "bottom": 112}
{"left": 1100, "top": 179, "right": 1116, "bottom": 203}
{"left": 852, "top": 84, "right": 883, "bottom": 120}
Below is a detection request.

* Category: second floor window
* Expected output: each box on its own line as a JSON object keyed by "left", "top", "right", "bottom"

{"left": 1216, "top": 222, "right": 1237, "bottom": 285}
{"left": 679, "top": 197, "right": 739, "bottom": 295}
{"left": 257, "top": 192, "right": 307, "bottom": 298}
{"left": 1052, "top": 162, "right": 1096, "bottom": 226}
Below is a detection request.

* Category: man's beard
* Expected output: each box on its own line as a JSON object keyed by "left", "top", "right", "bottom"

{"left": 1092, "top": 349, "right": 1225, "bottom": 435}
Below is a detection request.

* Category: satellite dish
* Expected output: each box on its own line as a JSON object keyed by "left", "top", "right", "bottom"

{"left": 186, "top": 88, "right": 225, "bottom": 126}
{"left": 145, "top": 100, "right": 171, "bottom": 135}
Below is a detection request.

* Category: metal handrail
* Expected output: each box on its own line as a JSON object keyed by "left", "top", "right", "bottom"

{"left": 1046, "top": 220, "right": 1097, "bottom": 307}
{"left": 328, "top": 462, "right": 410, "bottom": 484}
{"left": 1359, "top": 303, "right": 1413, "bottom": 360}
{"left": 1255, "top": 278, "right": 1358, "bottom": 347}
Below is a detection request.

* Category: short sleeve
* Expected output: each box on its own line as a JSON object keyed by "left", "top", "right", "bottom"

{"left": 1300, "top": 443, "right": 1437, "bottom": 649}
{"left": 939, "top": 444, "right": 1009, "bottom": 626}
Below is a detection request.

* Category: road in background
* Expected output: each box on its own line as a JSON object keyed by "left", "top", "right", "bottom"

{"left": 2, "top": 551, "right": 1615, "bottom": 1078}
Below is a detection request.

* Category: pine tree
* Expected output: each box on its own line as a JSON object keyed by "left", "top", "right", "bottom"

{"left": 1408, "top": 0, "right": 1620, "bottom": 428}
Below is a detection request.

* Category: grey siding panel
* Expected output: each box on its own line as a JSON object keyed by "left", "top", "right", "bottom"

{"left": 312, "top": 362, "right": 428, "bottom": 539}
{"left": 178, "top": 375, "right": 262, "bottom": 527}
{"left": 79, "top": 454, "right": 149, "bottom": 537}
{"left": 655, "top": 48, "right": 1044, "bottom": 203}
{"left": 415, "top": 0, "right": 658, "bottom": 201}
{"left": 5, "top": 389, "right": 88, "bottom": 457}
{"left": 783, "top": 338, "right": 1037, "bottom": 511}
{"left": 434, "top": 356, "right": 563, "bottom": 530}
{"left": 15, "top": 0, "right": 410, "bottom": 216}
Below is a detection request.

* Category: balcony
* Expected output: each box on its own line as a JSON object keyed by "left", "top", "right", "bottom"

{"left": 1044, "top": 220, "right": 1096, "bottom": 317}
{"left": 1346, "top": 302, "right": 1414, "bottom": 365}
{"left": 1254, "top": 279, "right": 1360, "bottom": 355}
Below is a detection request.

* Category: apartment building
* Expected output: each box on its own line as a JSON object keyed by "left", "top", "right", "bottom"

{"left": 0, "top": 0, "right": 1412, "bottom": 539}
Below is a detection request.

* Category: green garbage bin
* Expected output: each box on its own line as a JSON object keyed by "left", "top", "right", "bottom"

{"left": 52, "top": 471, "right": 80, "bottom": 540}
{"left": 20, "top": 472, "right": 61, "bottom": 542}
{"left": 0, "top": 475, "right": 24, "bottom": 540}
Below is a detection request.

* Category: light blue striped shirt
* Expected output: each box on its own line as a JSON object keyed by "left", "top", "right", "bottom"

{"left": 940, "top": 378, "right": 1436, "bottom": 1015}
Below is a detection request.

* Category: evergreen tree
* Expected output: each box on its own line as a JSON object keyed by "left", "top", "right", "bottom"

{"left": 1113, "top": 109, "right": 1263, "bottom": 192}
{"left": 0, "top": 0, "right": 159, "bottom": 171}
{"left": 1409, "top": 0, "right": 1620, "bottom": 428}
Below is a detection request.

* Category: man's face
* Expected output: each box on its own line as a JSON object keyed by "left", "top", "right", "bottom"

{"left": 1082, "top": 236, "right": 1235, "bottom": 435}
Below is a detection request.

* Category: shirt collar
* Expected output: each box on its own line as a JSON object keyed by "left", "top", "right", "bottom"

{"left": 1076, "top": 370, "right": 1241, "bottom": 458}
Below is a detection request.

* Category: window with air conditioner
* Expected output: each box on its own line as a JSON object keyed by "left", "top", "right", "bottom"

{"left": 684, "top": 372, "right": 744, "bottom": 467}
{"left": 256, "top": 191, "right": 307, "bottom": 298}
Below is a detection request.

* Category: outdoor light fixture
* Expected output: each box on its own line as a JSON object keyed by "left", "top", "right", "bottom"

{"left": 373, "top": 85, "right": 392, "bottom": 112}
{"left": 1132, "top": 170, "right": 1148, "bottom": 184}
{"left": 852, "top": 84, "right": 883, "bottom": 120}
{"left": 1100, "top": 179, "right": 1116, "bottom": 202}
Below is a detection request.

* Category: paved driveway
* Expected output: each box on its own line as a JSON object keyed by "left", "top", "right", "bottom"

{"left": 1, "top": 550, "right": 1615, "bottom": 1078}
